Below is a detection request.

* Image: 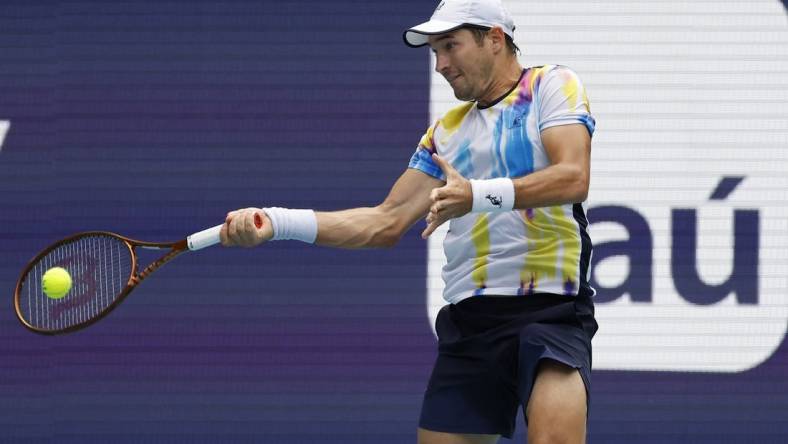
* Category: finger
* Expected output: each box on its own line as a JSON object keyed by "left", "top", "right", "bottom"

{"left": 430, "top": 187, "right": 445, "bottom": 203}
{"left": 421, "top": 220, "right": 440, "bottom": 239}
{"left": 421, "top": 213, "right": 448, "bottom": 239}
{"left": 225, "top": 210, "right": 242, "bottom": 243}
{"left": 241, "top": 210, "right": 259, "bottom": 247}
{"left": 426, "top": 212, "right": 435, "bottom": 225}
{"left": 236, "top": 211, "right": 250, "bottom": 246}
{"left": 227, "top": 214, "right": 239, "bottom": 245}
{"left": 220, "top": 222, "right": 234, "bottom": 247}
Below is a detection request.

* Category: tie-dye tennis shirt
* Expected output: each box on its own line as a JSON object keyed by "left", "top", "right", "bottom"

{"left": 409, "top": 65, "right": 596, "bottom": 304}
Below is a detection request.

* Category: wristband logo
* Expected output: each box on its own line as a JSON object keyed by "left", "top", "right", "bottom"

{"left": 486, "top": 194, "right": 503, "bottom": 208}
{"left": 426, "top": 0, "right": 788, "bottom": 373}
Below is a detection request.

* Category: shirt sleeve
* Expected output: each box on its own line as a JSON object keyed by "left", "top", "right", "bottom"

{"left": 537, "top": 66, "right": 596, "bottom": 137}
{"left": 407, "top": 120, "right": 445, "bottom": 180}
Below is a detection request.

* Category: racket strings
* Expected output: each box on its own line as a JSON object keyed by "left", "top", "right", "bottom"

{"left": 17, "top": 235, "right": 132, "bottom": 332}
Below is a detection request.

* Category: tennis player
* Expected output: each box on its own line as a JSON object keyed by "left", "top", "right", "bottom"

{"left": 221, "top": 0, "right": 597, "bottom": 442}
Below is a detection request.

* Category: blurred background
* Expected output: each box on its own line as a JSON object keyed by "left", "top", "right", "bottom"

{"left": 1, "top": 1, "right": 786, "bottom": 443}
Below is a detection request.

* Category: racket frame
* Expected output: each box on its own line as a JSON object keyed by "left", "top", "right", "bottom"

{"left": 14, "top": 231, "right": 188, "bottom": 335}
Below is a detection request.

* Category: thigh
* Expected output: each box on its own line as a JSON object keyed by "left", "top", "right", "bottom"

{"left": 417, "top": 427, "right": 500, "bottom": 444}
{"left": 525, "top": 360, "right": 587, "bottom": 444}
{"left": 419, "top": 306, "right": 521, "bottom": 438}
{"left": 517, "top": 320, "right": 593, "bottom": 418}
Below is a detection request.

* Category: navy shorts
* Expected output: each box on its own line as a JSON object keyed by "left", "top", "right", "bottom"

{"left": 419, "top": 291, "right": 598, "bottom": 439}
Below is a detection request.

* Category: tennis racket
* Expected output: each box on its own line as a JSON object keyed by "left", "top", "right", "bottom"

{"left": 13, "top": 215, "right": 262, "bottom": 335}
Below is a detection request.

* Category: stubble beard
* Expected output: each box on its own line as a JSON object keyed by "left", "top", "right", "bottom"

{"left": 453, "top": 89, "right": 473, "bottom": 102}
{"left": 450, "top": 80, "right": 475, "bottom": 102}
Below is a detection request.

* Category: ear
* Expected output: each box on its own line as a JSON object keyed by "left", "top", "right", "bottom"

{"left": 488, "top": 26, "right": 506, "bottom": 54}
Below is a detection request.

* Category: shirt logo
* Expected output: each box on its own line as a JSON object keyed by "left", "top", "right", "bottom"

{"left": 508, "top": 112, "right": 525, "bottom": 129}
{"left": 486, "top": 194, "right": 503, "bottom": 208}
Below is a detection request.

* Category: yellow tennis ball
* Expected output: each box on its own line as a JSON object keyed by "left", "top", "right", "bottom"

{"left": 42, "top": 267, "right": 72, "bottom": 299}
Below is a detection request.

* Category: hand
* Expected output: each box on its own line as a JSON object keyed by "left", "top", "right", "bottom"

{"left": 221, "top": 207, "right": 273, "bottom": 247}
{"left": 421, "top": 154, "right": 472, "bottom": 239}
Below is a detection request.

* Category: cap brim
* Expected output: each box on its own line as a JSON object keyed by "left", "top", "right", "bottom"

{"left": 403, "top": 19, "right": 465, "bottom": 48}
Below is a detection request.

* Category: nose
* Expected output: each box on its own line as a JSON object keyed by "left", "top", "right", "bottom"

{"left": 434, "top": 52, "right": 450, "bottom": 75}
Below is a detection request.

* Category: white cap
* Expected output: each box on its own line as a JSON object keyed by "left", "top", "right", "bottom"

{"left": 403, "top": 0, "right": 515, "bottom": 48}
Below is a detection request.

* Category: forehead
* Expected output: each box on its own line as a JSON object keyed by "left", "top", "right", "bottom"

{"left": 427, "top": 29, "right": 473, "bottom": 47}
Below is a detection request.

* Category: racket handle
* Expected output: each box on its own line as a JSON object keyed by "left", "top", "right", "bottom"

{"left": 187, "top": 224, "right": 223, "bottom": 251}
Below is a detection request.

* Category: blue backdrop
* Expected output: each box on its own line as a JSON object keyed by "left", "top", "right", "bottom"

{"left": 1, "top": 1, "right": 787, "bottom": 443}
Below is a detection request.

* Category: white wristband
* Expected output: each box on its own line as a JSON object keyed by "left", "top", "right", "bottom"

{"left": 470, "top": 178, "right": 515, "bottom": 212}
{"left": 262, "top": 207, "right": 318, "bottom": 243}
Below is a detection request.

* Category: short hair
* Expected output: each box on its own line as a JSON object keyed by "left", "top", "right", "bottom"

{"left": 465, "top": 25, "right": 520, "bottom": 56}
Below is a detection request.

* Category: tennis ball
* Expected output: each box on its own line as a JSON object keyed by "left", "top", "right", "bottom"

{"left": 42, "top": 267, "right": 72, "bottom": 299}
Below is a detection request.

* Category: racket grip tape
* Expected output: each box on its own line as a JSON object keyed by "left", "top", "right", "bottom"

{"left": 187, "top": 224, "right": 223, "bottom": 251}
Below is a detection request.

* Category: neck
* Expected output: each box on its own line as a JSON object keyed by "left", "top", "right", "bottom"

{"left": 476, "top": 59, "right": 524, "bottom": 107}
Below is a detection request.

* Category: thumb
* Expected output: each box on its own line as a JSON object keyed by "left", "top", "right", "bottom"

{"left": 432, "top": 154, "right": 458, "bottom": 179}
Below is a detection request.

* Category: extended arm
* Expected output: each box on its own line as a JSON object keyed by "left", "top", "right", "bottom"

{"left": 221, "top": 168, "right": 443, "bottom": 249}
{"left": 314, "top": 169, "right": 443, "bottom": 248}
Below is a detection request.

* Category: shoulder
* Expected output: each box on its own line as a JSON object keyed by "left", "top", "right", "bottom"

{"left": 530, "top": 64, "right": 580, "bottom": 76}
{"left": 436, "top": 101, "right": 476, "bottom": 133}
{"left": 529, "top": 65, "right": 589, "bottom": 105}
{"left": 527, "top": 64, "right": 582, "bottom": 91}
{"left": 417, "top": 101, "right": 476, "bottom": 153}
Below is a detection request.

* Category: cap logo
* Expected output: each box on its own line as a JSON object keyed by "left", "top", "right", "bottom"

{"left": 435, "top": 1, "right": 445, "bottom": 12}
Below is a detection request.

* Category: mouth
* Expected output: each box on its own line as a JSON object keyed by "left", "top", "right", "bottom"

{"left": 447, "top": 74, "right": 462, "bottom": 84}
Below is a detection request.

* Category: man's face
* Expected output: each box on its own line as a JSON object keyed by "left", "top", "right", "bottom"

{"left": 428, "top": 29, "right": 494, "bottom": 102}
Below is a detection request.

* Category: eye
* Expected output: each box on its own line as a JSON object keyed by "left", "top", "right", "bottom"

{"left": 444, "top": 42, "right": 455, "bottom": 51}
